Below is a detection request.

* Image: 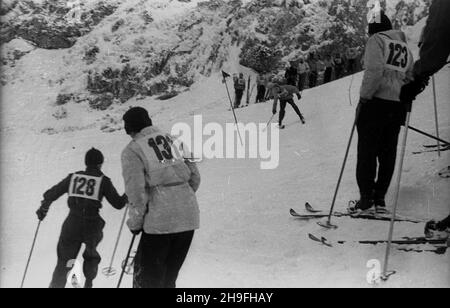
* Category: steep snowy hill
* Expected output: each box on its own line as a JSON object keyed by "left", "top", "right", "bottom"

{"left": 1, "top": 60, "right": 449, "bottom": 288}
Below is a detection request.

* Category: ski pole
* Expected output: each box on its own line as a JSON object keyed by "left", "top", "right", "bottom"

{"left": 103, "top": 206, "right": 128, "bottom": 277}
{"left": 431, "top": 76, "right": 441, "bottom": 157}
{"left": 20, "top": 221, "right": 41, "bottom": 288}
{"left": 222, "top": 71, "right": 244, "bottom": 146}
{"left": 318, "top": 104, "right": 361, "bottom": 229}
{"left": 117, "top": 234, "right": 137, "bottom": 288}
{"left": 263, "top": 113, "right": 276, "bottom": 131}
{"left": 407, "top": 125, "right": 450, "bottom": 145}
{"left": 382, "top": 103, "right": 413, "bottom": 281}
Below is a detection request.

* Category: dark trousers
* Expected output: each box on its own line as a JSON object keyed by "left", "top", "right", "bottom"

{"left": 133, "top": 231, "right": 194, "bottom": 288}
{"left": 49, "top": 215, "right": 105, "bottom": 288}
{"left": 324, "top": 68, "right": 332, "bottom": 83}
{"left": 256, "top": 85, "right": 266, "bottom": 103}
{"left": 298, "top": 73, "right": 307, "bottom": 90}
{"left": 356, "top": 100, "right": 405, "bottom": 201}
{"left": 279, "top": 99, "right": 304, "bottom": 126}
{"left": 309, "top": 72, "right": 317, "bottom": 88}
{"left": 234, "top": 89, "right": 244, "bottom": 108}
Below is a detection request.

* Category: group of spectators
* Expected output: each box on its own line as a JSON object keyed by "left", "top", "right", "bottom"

{"left": 284, "top": 47, "right": 362, "bottom": 90}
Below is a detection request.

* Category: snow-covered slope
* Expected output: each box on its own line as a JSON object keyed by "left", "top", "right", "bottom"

{"left": 0, "top": 0, "right": 448, "bottom": 289}
{"left": 1, "top": 59, "right": 449, "bottom": 288}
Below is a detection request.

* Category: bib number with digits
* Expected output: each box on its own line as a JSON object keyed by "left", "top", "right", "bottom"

{"left": 137, "top": 133, "right": 183, "bottom": 167}
{"left": 384, "top": 38, "right": 410, "bottom": 73}
{"left": 68, "top": 174, "right": 102, "bottom": 201}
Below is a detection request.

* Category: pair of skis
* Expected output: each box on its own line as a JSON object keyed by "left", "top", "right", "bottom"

{"left": 308, "top": 233, "right": 448, "bottom": 252}
{"left": 413, "top": 143, "right": 450, "bottom": 155}
{"left": 290, "top": 203, "right": 423, "bottom": 223}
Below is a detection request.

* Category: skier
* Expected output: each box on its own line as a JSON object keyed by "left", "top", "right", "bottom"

{"left": 399, "top": 0, "right": 450, "bottom": 234}
{"left": 351, "top": 11, "right": 414, "bottom": 213}
{"left": 323, "top": 55, "right": 334, "bottom": 84}
{"left": 36, "top": 148, "right": 128, "bottom": 288}
{"left": 297, "top": 57, "right": 310, "bottom": 90}
{"left": 284, "top": 61, "right": 298, "bottom": 86}
{"left": 333, "top": 53, "right": 345, "bottom": 79}
{"left": 255, "top": 73, "right": 266, "bottom": 103}
{"left": 271, "top": 83, "right": 306, "bottom": 129}
{"left": 346, "top": 47, "right": 359, "bottom": 75}
{"left": 308, "top": 53, "right": 318, "bottom": 88}
{"left": 121, "top": 107, "right": 201, "bottom": 288}
{"left": 233, "top": 73, "right": 246, "bottom": 108}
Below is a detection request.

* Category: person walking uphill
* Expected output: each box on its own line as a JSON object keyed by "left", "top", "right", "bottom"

{"left": 271, "top": 84, "right": 305, "bottom": 129}
{"left": 121, "top": 107, "right": 201, "bottom": 288}
{"left": 36, "top": 148, "right": 128, "bottom": 288}
{"left": 351, "top": 11, "right": 414, "bottom": 214}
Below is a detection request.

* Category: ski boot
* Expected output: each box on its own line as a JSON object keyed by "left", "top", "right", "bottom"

{"left": 374, "top": 199, "right": 389, "bottom": 214}
{"left": 348, "top": 199, "right": 374, "bottom": 215}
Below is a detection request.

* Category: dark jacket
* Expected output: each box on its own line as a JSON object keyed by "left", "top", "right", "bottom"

{"left": 43, "top": 167, "right": 127, "bottom": 217}
{"left": 414, "top": 0, "right": 450, "bottom": 78}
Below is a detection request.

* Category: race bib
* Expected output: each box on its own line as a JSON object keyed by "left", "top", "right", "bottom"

{"left": 383, "top": 38, "right": 410, "bottom": 73}
{"left": 136, "top": 133, "right": 184, "bottom": 170}
{"left": 68, "top": 174, "right": 103, "bottom": 201}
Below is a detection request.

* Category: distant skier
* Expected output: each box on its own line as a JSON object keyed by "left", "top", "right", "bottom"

{"left": 233, "top": 73, "right": 246, "bottom": 108}
{"left": 285, "top": 61, "right": 298, "bottom": 86}
{"left": 333, "top": 53, "right": 345, "bottom": 79}
{"left": 323, "top": 55, "right": 334, "bottom": 83}
{"left": 307, "top": 53, "right": 318, "bottom": 88}
{"left": 271, "top": 84, "right": 305, "bottom": 129}
{"left": 346, "top": 47, "right": 359, "bottom": 75}
{"left": 255, "top": 73, "right": 267, "bottom": 103}
{"left": 36, "top": 148, "right": 128, "bottom": 288}
{"left": 121, "top": 107, "right": 201, "bottom": 288}
{"left": 351, "top": 11, "right": 414, "bottom": 213}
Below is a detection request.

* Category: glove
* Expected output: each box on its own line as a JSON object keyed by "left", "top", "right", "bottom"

{"left": 296, "top": 93, "right": 301, "bottom": 100}
{"left": 272, "top": 106, "right": 277, "bottom": 115}
{"left": 36, "top": 201, "right": 50, "bottom": 221}
{"left": 400, "top": 76, "right": 430, "bottom": 103}
{"left": 359, "top": 97, "right": 370, "bottom": 104}
{"left": 424, "top": 220, "right": 437, "bottom": 237}
{"left": 130, "top": 229, "right": 142, "bottom": 235}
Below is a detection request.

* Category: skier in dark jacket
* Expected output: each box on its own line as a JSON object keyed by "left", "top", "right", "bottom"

{"left": 271, "top": 84, "right": 305, "bottom": 128}
{"left": 284, "top": 61, "right": 298, "bottom": 86}
{"left": 399, "top": 0, "right": 450, "bottom": 234}
{"left": 233, "top": 73, "right": 246, "bottom": 108}
{"left": 36, "top": 148, "right": 127, "bottom": 288}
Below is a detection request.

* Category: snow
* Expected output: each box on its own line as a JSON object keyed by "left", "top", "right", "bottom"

{"left": 0, "top": 0, "right": 449, "bottom": 289}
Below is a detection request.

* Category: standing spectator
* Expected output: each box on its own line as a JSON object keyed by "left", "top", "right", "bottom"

{"left": 233, "top": 73, "right": 246, "bottom": 108}
{"left": 121, "top": 107, "right": 201, "bottom": 288}
{"left": 333, "top": 53, "right": 345, "bottom": 79}
{"left": 255, "top": 73, "right": 267, "bottom": 103}
{"left": 316, "top": 55, "right": 325, "bottom": 85}
{"left": 284, "top": 61, "right": 298, "bottom": 86}
{"left": 308, "top": 53, "right": 318, "bottom": 88}
{"left": 297, "top": 57, "right": 310, "bottom": 91}
{"left": 323, "top": 55, "right": 334, "bottom": 83}
{"left": 346, "top": 47, "right": 358, "bottom": 75}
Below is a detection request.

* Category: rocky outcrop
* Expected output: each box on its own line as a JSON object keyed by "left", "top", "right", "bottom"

{"left": 0, "top": 0, "right": 118, "bottom": 49}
